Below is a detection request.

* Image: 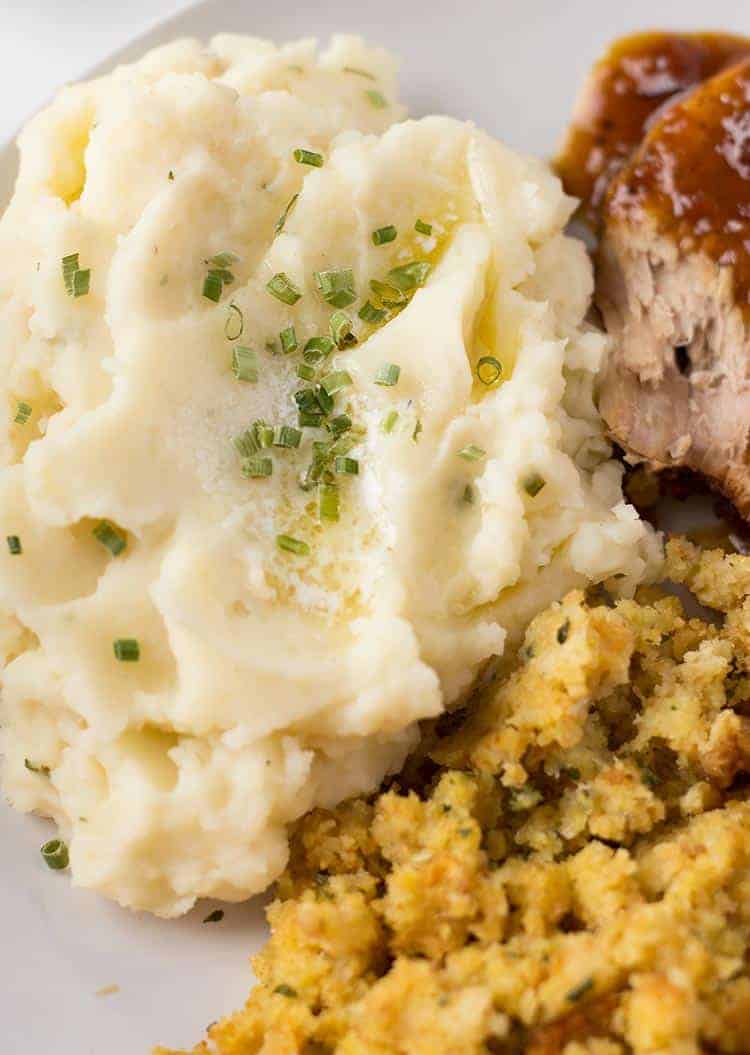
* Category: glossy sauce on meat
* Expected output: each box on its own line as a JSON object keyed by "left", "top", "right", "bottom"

{"left": 556, "top": 31, "right": 750, "bottom": 223}
{"left": 608, "top": 58, "right": 750, "bottom": 313}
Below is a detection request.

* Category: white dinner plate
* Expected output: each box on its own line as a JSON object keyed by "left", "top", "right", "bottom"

{"left": 1, "top": 1, "right": 747, "bottom": 1052}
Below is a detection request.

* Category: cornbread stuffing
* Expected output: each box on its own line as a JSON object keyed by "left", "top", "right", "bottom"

{"left": 160, "top": 538, "right": 750, "bottom": 1055}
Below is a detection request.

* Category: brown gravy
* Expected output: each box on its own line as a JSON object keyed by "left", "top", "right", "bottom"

{"left": 556, "top": 31, "right": 750, "bottom": 223}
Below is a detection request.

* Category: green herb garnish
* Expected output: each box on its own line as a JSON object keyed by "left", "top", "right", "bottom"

{"left": 293, "top": 148, "right": 324, "bottom": 167}
{"left": 334, "top": 456, "right": 358, "bottom": 475}
{"left": 477, "top": 356, "right": 502, "bottom": 386}
{"left": 458, "top": 444, "right": 486, "bottom": 462}
{"left": 41, "top": 839, "right": 69, "bottom": 871}
{"left": 330, "top": 310, "right": 356, "bottom": 348}
{"left": 225, "top": 304, "right": 244, "bottom": 340}
{"left": 14, "top": 401, "right": 32, "bottom": 425}
{"left": 6, "top": 535, "right": 22, "bottom": 555}
{"left": 232, "top": 346, "right": 259, "bottom": 383}
{"left": 523, "top": 473, "right": 546, "bottom": 497}
{"left": 113, "top": 638, "right": 140, "bottom": 662}
{"left": 358, "top": 301, "right": 386, "bottom": 324}
{"left": 274, "top": 192, "right": 299, "bottom": 235}
{"left": 374, "top": 363, "right": 400, "bottom": 387}
{"left": 25, "top": 759, "right": 50, "bottom": 777}
{"left": 382, "top": 410, "right": 399, "bottom": 434}
{"left": 319, "top": 484, "right": 340, "bottom": 521}
{"left": 320, "top": 370, "right": 352, "bottom": 397}
{"left": 387, "top": 261, "right": 431, "bottom": 292}
{"left": 314, "top": 267, "right": 356, "bottom": 309}
{"left": 274, "top": 426, "right": 302, "bottom": 449}
{"left": 62, "top": 253, "right": 90, "bottom": 298}
{"left": 303, "top": 336, "right": 335, "bottom": 363}
{"left": 203, "top": 909, "right": 225, "bottom": 923}
{"left": 266, "top": 273, "right": 302, "bottom": 305}
{"left": 372, "top": 225, "right": 397, "bottom": 246}
{"left": 241, "top": 457, "right": 273, "bottom": 478}
{"left": 92, "top": 521, "right": 126, "bottom": 557}
{"left": 276, "top": 535, "right": 310, "bottom": 556}
{"left": 280, "top": 325, "right": 298, "bottom": 355}
{"left": 415, "top": 218, "right": 432, "bottom": 235}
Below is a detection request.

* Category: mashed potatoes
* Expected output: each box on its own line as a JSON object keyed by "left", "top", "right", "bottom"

{"left": 0, "top": 34, "right": 659, "bottom": 916}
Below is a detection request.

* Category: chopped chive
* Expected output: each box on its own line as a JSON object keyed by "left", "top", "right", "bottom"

{"left": 314, "top": 268, "right": 356, "bottom": 309}
{"left": 14, "top": 401, "right": 32, "bottom": 425}
{"left": 359, "top": 300, "right": 386, "bottom": 324}
{"left": 168, "top": 170, "right": 175, "bottom": 181}
{"left": 330, "top": 310, "right": 356, "bottom": 348}
{"left": 25, "top": 759, "right": 51, "bottom": 777}
{"left": 113, "top": 638, "right": 140, "bottom": 662}
{"left": 319, "top": 484, "right": 340, "bottom": 521}
{"left": 372, "top": 225, "right": 397, "bottom": 246}
{"left": 6, "top": 535, "right": 22, "bottom": 555}
{"left": 458, "top": 444, "right": 486, "bottom": 462}
{"left": 274, "top": 426, "right": 302, "bottom": 449}
{"left": 314, "top": 384, "right": 335, "bottom": 415}
{"left": 293, "top": 148, "right": 324, "bottom": 167}
{"left": 298, "top": 411, "right": 324, "bottom": 428}
{"left": 365, "top": 89, "right": 388, "bottom": 109}
{"left": 320, "top": 370, "right": 353, "bottom": 396}
{"left": 41, "top": 839, "right": 69, "bottom": 871}
{"left": 415, "top": 218, "right": 432, "bottom": 235}
{"left": 382, "top": 410, "right": 399, "bottom": 433}
{"left": 207, "top": 269, "right": 235, "bottom": 286}
{"left": 203, "top": 909, "right": 224, "bottom": 924}
{"left": 276, "top": 534, "right": 310, "bottom": 556}
{"left": 295, "top": 388, "right": 319, "bottom": 413}
{"left": 241, "top": 456, "right": 273, "bottom": 478}
{"left": 254, "top": 421, "right": 275, "bottom": 448}
{"left": 370, "top": 278, "right": 406, "bottom": 307}
{"left": 303, "top": 336, "right": 335, "bottom": 363}
{"left": 203, "top": 272, "right": 223, "bottom": 302}
{"left": 566, "top": 977, "right": 594, "bottom": 1003}
{"left": 462, "top": 484, "right": 474, "bottom": 504}
{"left": 233, "top": 429, "right": 259, "bottom": 457}
{"left": 274, "top": 192, "right": 299, "bottom": 235}
{"left": 209, "top": 252, "right": 239, "bottom": 269}
{"left": 412, "top": 418, "right": 423, "bottom": 443}
{"left": 334, "top": 456, "right": 358, "bottom": 475}
{"left": 375, "top": 363, "right": 400, "bottom": 387}
{"left": 274, "top": 984, "right": 299, "bottom": 998}
{"left": 92, "top": 521, "right": 126, "bottom": 557}
{"left": 523, "top": 473, "right": 546, "bottom": 497}
{"left": 266, "top": 273, "right": 302, "bottom": 305}
{"left": 387, "top": 261, "right": 431, "bottom": 292}
{"left": 297, "top": 363, "right": 316, "bottom": 382}
{"left": 328, "top": 414, "right": 352, "bottom": 438}
{"left": 62, "top": 253, "right": 80, "bottom": 295}
{"left": 280, "top": 325, "right": 298, "bottom": 355}
{"left": 232, "top": 346, "right": 259, "bottom": 382}
{"left": 477, "top": 356, "right": 502, "bottom": 385}
{"left": 225, "top": 303, "right": 244, "bottom": 340}
{"left": 72, "top": 268, "right": 90, "bottom": 298}
{"left": 342, "top": 66, "right": 376, "bottom": 79}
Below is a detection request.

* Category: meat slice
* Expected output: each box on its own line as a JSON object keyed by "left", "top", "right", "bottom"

{"left": 557, "top": 31, "right": 750, "bottom": 229}
{"left": 595, "top": 58, "right": 750, "bottom": 515}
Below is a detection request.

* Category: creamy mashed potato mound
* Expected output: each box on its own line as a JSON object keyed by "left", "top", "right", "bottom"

{"left": 0, "top": 35, "right": 659, "bottom": 916}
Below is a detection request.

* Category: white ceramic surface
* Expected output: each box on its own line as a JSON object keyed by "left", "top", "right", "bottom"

{"left": 1, "top": 1, "right": 747, "bottom": 1052}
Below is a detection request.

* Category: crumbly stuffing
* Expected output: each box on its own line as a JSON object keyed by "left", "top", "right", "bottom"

{"left": 159, "top": 539, "right": 750, "bottom": 1055}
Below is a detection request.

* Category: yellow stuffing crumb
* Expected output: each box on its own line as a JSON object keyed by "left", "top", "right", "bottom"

{"left": 158, "top": 540, "right": 750, "bottom": 1055}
